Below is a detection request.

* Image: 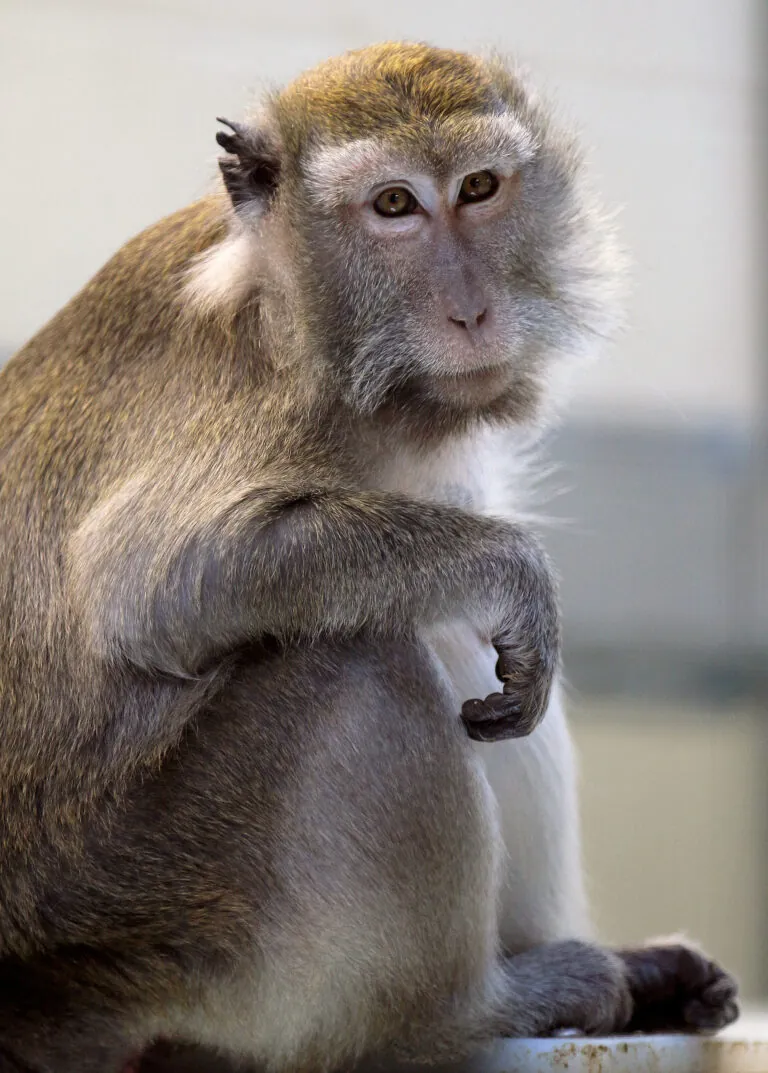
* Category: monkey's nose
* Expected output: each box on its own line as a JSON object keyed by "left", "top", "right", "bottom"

{"left": 449, "top": 309, "right": 488, "bottom": 332}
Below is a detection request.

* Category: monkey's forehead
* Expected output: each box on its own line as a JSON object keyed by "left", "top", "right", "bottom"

{"left": 273, "top": 42, "right": 523, "bottom": 157}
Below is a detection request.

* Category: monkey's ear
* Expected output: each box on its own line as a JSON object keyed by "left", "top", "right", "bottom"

{"left": 216, "top": 117, "right": 281, "bottom": 212}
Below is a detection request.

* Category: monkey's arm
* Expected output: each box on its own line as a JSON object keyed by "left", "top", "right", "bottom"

{"left": 69, "top": 477, "right": 559, "bottom": 737}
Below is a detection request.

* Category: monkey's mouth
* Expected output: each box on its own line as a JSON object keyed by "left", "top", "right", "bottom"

{"left": 428, "top": 361, "right": 511, "bottom": 406}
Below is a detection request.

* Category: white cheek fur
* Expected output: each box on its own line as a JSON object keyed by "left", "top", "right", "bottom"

{"left": 182, "top": 229, "right": 261, "bottom": 313}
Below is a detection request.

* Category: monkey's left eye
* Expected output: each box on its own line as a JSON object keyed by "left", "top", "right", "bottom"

{"left": 373, "top": 187, "right": 419, "bottom": 217}
{"left": 458, "top": 171, "right": 499, "bottom": 204}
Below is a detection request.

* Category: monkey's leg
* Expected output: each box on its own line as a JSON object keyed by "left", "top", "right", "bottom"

{"left": 0, "top": 638, "right": 629, "bottom": 1070}
{"left": 422, "top": 621, "right": 739, "bottom": 1038}
{"left": 111, "top": 639, "right": 638, "bottom": 1060}
{"left": 0, "top": 636, "right": 497, "bottom": 1071}
{"left": 0, "top": 640, "right": 731, "bottom": 1071}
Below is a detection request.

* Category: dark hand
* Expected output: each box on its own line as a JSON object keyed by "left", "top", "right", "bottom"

{"left": 461, "top": 643, "right": 554, "bottom": 743}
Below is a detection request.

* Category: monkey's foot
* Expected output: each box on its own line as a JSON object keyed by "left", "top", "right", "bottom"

{"left": 620, "top": 941, "right": 739, "bottom": 1033}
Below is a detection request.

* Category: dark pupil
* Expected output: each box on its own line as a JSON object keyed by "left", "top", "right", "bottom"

{"left": 375, "top": 188, "right": 411, "bottom": 216}
{"left": 462, "top": 171, "right": 494, "bottom": 199}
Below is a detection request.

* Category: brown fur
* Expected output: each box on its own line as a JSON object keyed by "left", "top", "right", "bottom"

{"left": 277, "top": 44, "right": 497, "bottom": 149}
{"left": 0, "top": 43, "right": 737, "bottom": 1071}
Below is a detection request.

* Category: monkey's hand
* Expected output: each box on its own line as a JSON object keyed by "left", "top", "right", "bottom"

{"left": 619, "top": 940, "right": 739, "bottom": 1034}
{"left": 461, "top": 629, "right": 558, "bottom": 743}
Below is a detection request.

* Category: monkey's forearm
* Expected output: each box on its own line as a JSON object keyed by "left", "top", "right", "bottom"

{"left": 70, "top": 484, "right": 559, "bottom": 700}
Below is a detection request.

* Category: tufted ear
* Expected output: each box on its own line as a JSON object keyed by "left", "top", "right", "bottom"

{"left": 215, "top": 117, "right": 281, "bottom": 212}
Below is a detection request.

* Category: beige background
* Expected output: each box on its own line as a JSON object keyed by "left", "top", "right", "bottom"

{"left": 573, "top": 699, "right": 767, "bottom": 998}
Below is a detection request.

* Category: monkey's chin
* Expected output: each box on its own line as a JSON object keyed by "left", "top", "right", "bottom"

{"left": 428, "top": 364, "right": 512, "bottom": 409}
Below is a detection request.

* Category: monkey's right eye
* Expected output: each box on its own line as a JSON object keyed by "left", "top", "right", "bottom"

{"left": 373, "top": 187, "right": 419, "bottom": 217}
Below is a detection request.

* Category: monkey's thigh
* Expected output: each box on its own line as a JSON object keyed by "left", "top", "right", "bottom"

{"left": 129, "top": 638, "right": 501, "bottom": 1067}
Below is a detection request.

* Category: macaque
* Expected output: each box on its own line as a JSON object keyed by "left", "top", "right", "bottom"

{"left": 0, "top": 42, "right": 737, "bottom": 1072}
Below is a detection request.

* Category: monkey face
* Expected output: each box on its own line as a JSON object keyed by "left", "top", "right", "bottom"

{"left": 212, "top": 44, "right": 624, "bottom": 429}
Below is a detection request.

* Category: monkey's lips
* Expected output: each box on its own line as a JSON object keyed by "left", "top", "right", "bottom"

{"left": 430, "top": 361, "right": 511, "bottom": 406}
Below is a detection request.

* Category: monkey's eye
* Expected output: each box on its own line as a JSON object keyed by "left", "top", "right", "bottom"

{"left": 458, "top": 171, "right": 499, "bottom": 204}
{"left": 373, "top": 187, "right": 419, "bottom": 217}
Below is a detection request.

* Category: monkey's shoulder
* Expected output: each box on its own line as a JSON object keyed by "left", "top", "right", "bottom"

{"left": 84, "top": 196, "right": 230, "bottom": 302}
{"left": 4, "top": 197, "right": 230, "bottom": 375}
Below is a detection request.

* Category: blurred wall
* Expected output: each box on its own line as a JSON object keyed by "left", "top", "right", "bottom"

{"left": 2, "top": 0, "right": 766, "bottom": 997}
{"left": 572, "top": 698, "right": 768, "bottom": 1001}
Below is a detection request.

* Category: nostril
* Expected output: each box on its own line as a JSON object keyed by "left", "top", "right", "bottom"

{"left": 449, "top": 309, "right": 488, "bottom": 331}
